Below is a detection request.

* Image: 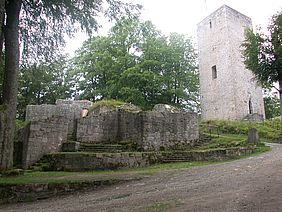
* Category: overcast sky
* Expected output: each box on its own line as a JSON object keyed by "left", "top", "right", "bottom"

{"left": 65, "top": 0, "right": 282, "bottom": 55}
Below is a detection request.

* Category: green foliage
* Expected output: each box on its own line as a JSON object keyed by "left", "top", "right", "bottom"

{"left": 197, "top": 134, "right": 247, "bottom": 150}
{"left": 72, "top": 18, "right": 199, "bottom": 111}
{"left": 15, "top": 120, "right": 30, "bottom": 131}
{"left": 200, "top": 119, "right": 281, "bottom": 140}
{"left": 0, "top": 169, "right": 24, "bottom": 177}
{"left": 17, "top": 54, "right": 72, "bottom": 120}
{"left": 242, "top": 11, "right": 282, "bottom": 122}
{"left": 264, "top": 96, "right": 280, "bottom": 119}
{"left": 20, "top": 0, "right": 142, "bottom": 64}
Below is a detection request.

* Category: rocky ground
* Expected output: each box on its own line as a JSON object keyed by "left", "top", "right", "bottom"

{"left": 1, "top": 143, "right": 282, "bottom": 212}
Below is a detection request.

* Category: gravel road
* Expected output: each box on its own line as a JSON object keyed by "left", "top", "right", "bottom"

{"left": 1, "top": 143, "right": 282, "bottom": 212}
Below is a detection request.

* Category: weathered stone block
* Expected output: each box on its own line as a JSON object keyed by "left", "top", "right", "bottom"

{"left": 247, "top": 128, "right": 259, "bottom": 145}
{"left": 61, "top": 142, "right": 80, "bottom": 152}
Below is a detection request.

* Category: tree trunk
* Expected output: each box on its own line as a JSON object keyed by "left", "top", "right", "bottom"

{"left": 0, "top": 0, "right": 5, "bottom": 104}
{"left": 0, "top": 0, "right": 5, "bottom": 58}
{"left": 0, "top": 0, "right": 21, "bottom": 170}
{"left": 279, "top": 79, "right": 282, "bottom": 134}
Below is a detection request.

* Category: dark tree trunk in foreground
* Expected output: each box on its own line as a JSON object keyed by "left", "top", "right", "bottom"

{"left": 0, "top": 0, "right": 4, "bottom": 60}
{"left": 0, "top": 0, "right": 5, "bottom": 104}
{"left": 0, "top": 0, "right": 21, "bottom": 170}
{"left": 279, "top": 79, "right": 282, "bottom": 132}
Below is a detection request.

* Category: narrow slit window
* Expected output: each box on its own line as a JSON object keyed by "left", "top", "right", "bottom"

{"left": 249, "top": 99, "right": 253, "bottom": 114}
{"left": 209, "top": 20, "right": 212, "bottom": 28}
{"left": 212, "top": 65, "right": 217, "bottom": 79}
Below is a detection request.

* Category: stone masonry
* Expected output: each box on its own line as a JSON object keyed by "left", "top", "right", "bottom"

{"left": 21, "top": 101, "right": 199, "bottom": 168}
{"left": 22, "top": 100, "right": 92, "bottom": 168}
{"left": 197, "top": 5, "right": 265, "bottom": 120}
{"left": 77, "top": 104, "right": 199, "bottom": 150}
{"left": 26, "top": 99, "right": 92, "bottom": 139}
{"left": 21, "top": 116, "right": 68, "bottom": 169}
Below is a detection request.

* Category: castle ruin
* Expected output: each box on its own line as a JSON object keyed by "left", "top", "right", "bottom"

{"left": 20, "top": 100, "right": 198, "bottom": 168}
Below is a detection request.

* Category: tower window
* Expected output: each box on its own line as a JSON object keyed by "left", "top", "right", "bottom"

{"left": 209, "top": 20, "right": 212, "bottom": 28}
{"left": 249, "top": 99, "right": 253, "bottom": 114}
{"left": 212, "top": 65, "right": 217, "bottom": 79}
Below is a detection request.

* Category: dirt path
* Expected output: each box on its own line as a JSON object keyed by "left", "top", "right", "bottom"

{"left": 2, "top": 143, "right": 282, "bottom": 212}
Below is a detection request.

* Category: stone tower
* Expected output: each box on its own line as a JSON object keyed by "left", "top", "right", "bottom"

{"left": 197, "top": 5, "right": 265, "bottom": 120}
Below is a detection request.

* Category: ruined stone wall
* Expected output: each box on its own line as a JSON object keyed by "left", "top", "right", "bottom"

{"left": 76, "top": 106, "right": 198, "bottom": 151}
{"left": 141, "top": 111, "right": 199, "bottom": 150}
{"left": 22, "top": 116, "right": 68, "bottom": 168}
{"left": 48, "top": 152, "right": 162, "bottom": 171}
{"left": 22, "top": 102, "right": 199, "bottom": 167}
{"left": 76, "top": 110, "right": 142, "bottom": 144}
{"left": 26, "top": 100, "right": 92, "bottom": 139}
{"left": 77, "top": 111, "right": 119, "bottom": 144}
{"left": 197, "top": 5, "right": 265, "bottom": 120}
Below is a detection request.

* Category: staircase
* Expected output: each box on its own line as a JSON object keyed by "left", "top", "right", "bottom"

{"left": 162, "top": 151, "right": 194, "bottom": 163}
{"left": 78, "top": 143, "right": 125, "bottom": 153}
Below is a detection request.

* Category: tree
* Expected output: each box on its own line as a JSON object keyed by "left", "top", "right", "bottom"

{"left": 242, "top": 11, "right": 282, "bottom": 125}
{"left": 73, "top": 18, "right": 199, "bottom": 110}
{"left": 264, "top": 96, "right": 280, "bottom": 119}
{"left": 0, "top": 0, "right": 141, "bottom": 170}
{"left": 18, "top": 55, "right": 72, "bottom": 120}
{"left": 0, "top": 0, "right": 21, "bottom": 170}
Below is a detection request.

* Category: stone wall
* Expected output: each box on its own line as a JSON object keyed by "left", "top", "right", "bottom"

{"left": 46, "top": 152, "right": 162, "bottom": 171}
{"left": 141, "top": 111, "right": 198, "bottom": 150}
{"left": 22, "top": 116, "right": 68, "bottom": 169}
{"left": 77, "top": 110, "right": 119, "bottom": 144}
{"left": 77, "top": 105, "right": 199, "bottom": 150}
{"left": 41, "top": 147, "right": 256, "bottom": 171}
{"left": 26, "top": 100, "right": 92, "bottom": 139}
{"left": 22, "top": 102, "right": 199, "bottom": 167}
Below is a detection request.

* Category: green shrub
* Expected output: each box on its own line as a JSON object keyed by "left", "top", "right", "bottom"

{"left": 0, "top": 169, "right": 24, "bottom": 177}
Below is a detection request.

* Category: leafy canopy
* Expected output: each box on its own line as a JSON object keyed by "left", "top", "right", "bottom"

{"left": 242, "top": 10, "right": 282, "bottom": 125}
{"left": 72, "top": 18, "right": 199, "bottom": 111}
{"left": 20, "top": 0, "right": 142, "bottom": 64}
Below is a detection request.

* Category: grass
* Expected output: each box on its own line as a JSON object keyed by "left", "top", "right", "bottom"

{"left": 200, "top": 119, "right": 281, "bottom": 140}
{"left": 196, "top": 133, "right": 247, "bottom": 150}
{"left": 90, "top": 99, "right": 126, "bottom": 110}
{"left": 140, "top": 199, "right": 183, "bottom": 211}
{"left": 0, "top": 161, "right": 220, "bottom": 185}
{"left": 0, "top": 144, "right": 270, "bottom": 185}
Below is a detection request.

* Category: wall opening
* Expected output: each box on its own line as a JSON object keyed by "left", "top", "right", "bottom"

{"left": 212, "top": 65, "right": 217, "bottom": 79}
{"left": 249, "top": 99, "right": 253, "bottom": 114}
{"left": 209, "top": 19, "right": 212, "bottom": 28}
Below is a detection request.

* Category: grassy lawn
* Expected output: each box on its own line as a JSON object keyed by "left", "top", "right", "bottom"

{"left": 0, "top": 144, "right": 270, "bottom": 185}
{"left": 0, "top": 161, "right": 216, "bottom": 185}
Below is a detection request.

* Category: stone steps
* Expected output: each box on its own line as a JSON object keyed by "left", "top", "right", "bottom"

{"left": 78, "top": 144, "right": 125, "bottom": 153}
{"left": 162, "top": 152, "right": 194, "bottom": 163}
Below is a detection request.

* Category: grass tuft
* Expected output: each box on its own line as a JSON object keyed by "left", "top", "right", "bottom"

{"left": 90, "top": 99, "right": 126, "bottom": 110}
